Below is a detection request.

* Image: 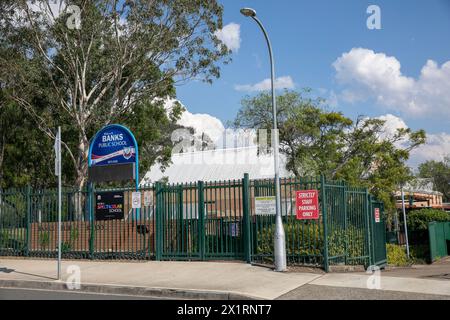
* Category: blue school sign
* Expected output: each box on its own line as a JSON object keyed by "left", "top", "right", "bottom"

{"left": 88, "top": 124, "right": 139, "bottom": 189}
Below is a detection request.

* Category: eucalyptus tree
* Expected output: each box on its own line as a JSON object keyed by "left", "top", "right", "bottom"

{"left": 0, "top": 0, "right": 230, "bottom": 191}
{"left": 234, "top": 90, "right": 426, "bottom": 211}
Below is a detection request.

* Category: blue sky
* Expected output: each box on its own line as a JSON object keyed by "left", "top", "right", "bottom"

{"left": 175, "top": 0, "right": 450, "bottom": 167}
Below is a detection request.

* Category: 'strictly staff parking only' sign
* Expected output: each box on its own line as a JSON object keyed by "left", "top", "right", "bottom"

{"left": 296, "top": 190, "right": 319, "bottom": 220}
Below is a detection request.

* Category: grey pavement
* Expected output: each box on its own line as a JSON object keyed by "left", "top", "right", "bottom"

{"left": 373, "top": 257, "right": 450, "bottom": 280}
{"left": 0, "top": 258, "right": 321, "bottom": 300}
{"left": 1, "top": 257, "right": 449, "bottom": 300}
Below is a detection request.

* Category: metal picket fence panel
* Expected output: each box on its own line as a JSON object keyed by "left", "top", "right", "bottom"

{"left": 0, "top": 175, "right": 387, "bottom": 271}
{"left": 325, "top": 184, "right": 371, "bottom": 267}
{"left": 249, "top": 177, "right": 325, "bottom": 267}
{"left": 156, "top": 182, "right": 200, "bottom": 260}
{"left": 0, "top": 188, "right": 27, "bottom": 256}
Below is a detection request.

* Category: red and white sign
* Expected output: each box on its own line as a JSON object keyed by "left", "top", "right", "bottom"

{"left": 296, "top": 190, "right": 319, "bottom": 220}
{"left": 374, "top": 208, "right": 380, "bottom": 223}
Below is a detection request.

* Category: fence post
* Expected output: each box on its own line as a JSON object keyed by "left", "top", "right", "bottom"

{"left": 25, "top": 185, "right": 31, "bottom": 256}
{"left": 155, "top": 182, "right": 162, "bottom": 261}
{"left": 365, "top": 189, "right": 372, "bottom": 268}
{"left": 198, "top": 181, "right": 205, "bottom": 261}
{"left": 321, "top": 175, "right": 329, "bottom": 272}
{"left": 242, "top": 173, "right": 251, "bottom": 263}
{"left": 369, "top": 195, "right": 375, "bottom": 267}
{"left": 88, "top": 183, "right": 95, "bottom": 259}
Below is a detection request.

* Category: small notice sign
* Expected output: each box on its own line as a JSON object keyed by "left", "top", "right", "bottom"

{"left": 255, "top": 196, "right": 276, "bottom": 215}
{"left": 132, "top": 191, "right": 141, "bottom": 209}
{"left": 95, "top": 192, "right": 124, "bottom": 220}
{"left": 296, "top": 190, "right": 319, "bottom": 220}
{"left": 374, "top": 208, "right": 380, "bottom": 223}
{"left": 144, "top": 191, "right": 153, "bottom": 207}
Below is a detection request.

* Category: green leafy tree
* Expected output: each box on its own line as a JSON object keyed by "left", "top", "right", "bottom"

{"left": 418, "top": 156, "right": 450, "bottom": 201}
{"left": 234, "top": 90, "right": 426, "bottom": 211}
{"left": 0, "top": 83, "right": 56, "bottom": 188}
{"left": 0, "top": 0, "right": 230, "bottom": 191}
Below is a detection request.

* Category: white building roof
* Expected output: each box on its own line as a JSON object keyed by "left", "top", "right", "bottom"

{"left": 402, "top": 178, "right": 443, "bottom": 196}
{"left": 141, "top": 146, "right": 292, "bottom": 184}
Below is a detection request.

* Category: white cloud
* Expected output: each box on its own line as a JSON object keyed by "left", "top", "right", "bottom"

{"left": 410, "top": 133, "right": 450, "bottom": 168}
{"left": 234, "top": 76, "right": 295, "bottom": 92}
{"left": 333, "top": 48, "right": 450, "bottom": 118}
{"left": 376, "top": 114, "right": 408, "bottom": 142}
{"left": 163, "top": 98, "right": 257, "bottom": 149}
{"left": 178, "top": 110, "right": 225, "bottom": 144}
{"left": 214, "top": 23, "right": 241, "bottom": 52}
{"left": 27, "top": 0, "right": 67, "bottom": 21}
{"left": 373, "top": 114, "right": 449, "bottom": 167}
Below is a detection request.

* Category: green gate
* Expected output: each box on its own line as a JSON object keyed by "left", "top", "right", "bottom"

{"left": 428, "top": 222, "right": 450, "bottom": 262}
{"left": 369, "top": 197, "right": 387, "bottom": 268}
{"left": 251, "top": 177, "right": 325, "bottom": 267}
{"left": 325, "top": 185, "right": 371, "bottom": 268}
{"left": 156, "top": 182, "right": 200, "bottom": 260}
{"left": 155, "top": 180, "right": 246, "bottom": 261}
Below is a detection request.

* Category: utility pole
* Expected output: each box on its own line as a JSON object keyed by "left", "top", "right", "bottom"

{"left": 55, "top": 126, "right": 62, "bottom": 280}
{"left": 401, "top": 184, "right": 410, "bottom": 258}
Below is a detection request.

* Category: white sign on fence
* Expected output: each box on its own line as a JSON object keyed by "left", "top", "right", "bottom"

{"left": 132, "top": 192, "right": 141, "bottom": 209}
{"left": 255, "top": 196, "right": 276, "bottom": 215}
{"left": 144, "top": 191, "right": 153, "bottom": 207}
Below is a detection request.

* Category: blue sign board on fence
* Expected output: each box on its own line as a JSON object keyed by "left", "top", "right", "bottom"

{"left": 89, "top": 124, "right": 137, "bottom": 167}
{"left": 88, "top": 124, "right": 139, "bottom": 188}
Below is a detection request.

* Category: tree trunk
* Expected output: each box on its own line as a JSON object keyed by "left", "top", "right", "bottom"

{"left": 74, "top": 133, "right": 89, "bottom": 220}
{"left": 0, "top": 132, "right": 5, "bottom": 186}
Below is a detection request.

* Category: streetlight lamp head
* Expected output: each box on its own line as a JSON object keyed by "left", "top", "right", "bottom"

{"left": 240, "top": 8, "right": 256, "bottom": 17}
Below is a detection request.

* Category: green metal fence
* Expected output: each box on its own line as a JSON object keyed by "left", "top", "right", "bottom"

{"left": 250, "top": 177, "right": 325, "bottom": 266}
{"left": 428, "top": 221, "right": 450, "bottom": 262}
{"left": 0, "top": 174, "right": 387, "bottom": 270}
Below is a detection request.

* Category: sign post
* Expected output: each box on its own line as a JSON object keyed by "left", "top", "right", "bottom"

{"left": 296, "top": 190, "right": 319, "bottom": 220}
{"left": 88, "top": 124, "right": 140, "bottom": 219}
{"left": 54, "top": 126, "right": 62, "bottom": 280}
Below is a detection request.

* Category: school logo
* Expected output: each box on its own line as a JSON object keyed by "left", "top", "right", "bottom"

{"left": 123, "top": 147, "right": 133, "bottom": 160}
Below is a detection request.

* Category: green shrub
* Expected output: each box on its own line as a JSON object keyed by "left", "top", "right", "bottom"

{"left": 328, "top": 226, "right": 366, "bottom": 259}
{"left": 39, "top": 231, "right": 50, "bottom": 248}
{"left": 257, "top": 221, "right": 368, "bottom": 263}
{"left": 0, "top": 230, "right": 26, "bottom": 250}
{"left": 61, "top": 242, "right": 72, "bottom": 253}
{"left": 410, "top": 244, "right": 430, "bottom": 264}
{"left": 387, "top": 244, "right": 412, "bottom": 266}
{"left": 257, "top": 221, "right": 323, "bottom": 258}
{"left": 407, "top": 209, "right": 450, "bottom": 231}
{"left": 0, "top": 231, "right": 8, "bottom": 247}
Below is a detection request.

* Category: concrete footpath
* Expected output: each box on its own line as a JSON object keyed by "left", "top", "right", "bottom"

{"left": 0, "top": 258, "right": 449, "bottom": 300}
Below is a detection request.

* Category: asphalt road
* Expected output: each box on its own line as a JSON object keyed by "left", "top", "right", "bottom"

{"left": 0, "top": 287, "right": 161, "bottom": 300}
{"left": 277, "top": 284, "right": 450, "bottom": 300}
{"left": 2, "top": 285, "right": 450, "bottom": 300}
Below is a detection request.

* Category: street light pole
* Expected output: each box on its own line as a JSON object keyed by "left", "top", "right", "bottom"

{"left": 240, "top": 8, "right": 287, "bottom": 272}
{"left": 401, "top": 184, "right": 410, "bottom": 258}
